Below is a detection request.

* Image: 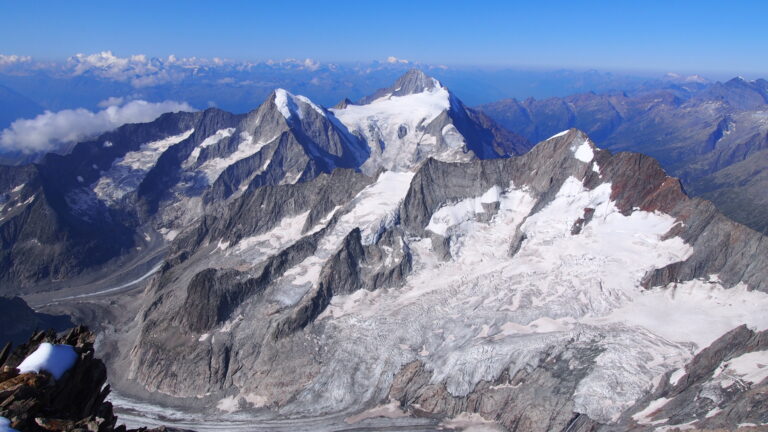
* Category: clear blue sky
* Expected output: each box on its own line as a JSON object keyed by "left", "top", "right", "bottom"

{"left": 2, "top": 0, "right": 766, "bottom": 76}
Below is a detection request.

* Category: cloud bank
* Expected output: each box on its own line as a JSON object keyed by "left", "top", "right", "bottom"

{"left": 0, "top": 100, "right": 195, "bottom": 154}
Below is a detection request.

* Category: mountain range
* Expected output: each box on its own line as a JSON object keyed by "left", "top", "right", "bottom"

{"left": 1, "top": 70, "right": 767, "bottom": 431}
{"left": 0, "top": 51, "right": 665, "bottom": 131}
{"left": 479, "top": 77, "right": 768, "bottom": 233}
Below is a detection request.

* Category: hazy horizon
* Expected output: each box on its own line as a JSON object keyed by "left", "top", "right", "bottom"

{"left": 2, "top": 0, "right": 768, "bottom": 78}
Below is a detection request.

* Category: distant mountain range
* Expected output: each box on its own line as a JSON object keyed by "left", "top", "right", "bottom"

{"left": 479, "top": 76, "right": 768, "bottom": 233}
{"left": 0, "top": 51, "right": 668, "bottom": 130}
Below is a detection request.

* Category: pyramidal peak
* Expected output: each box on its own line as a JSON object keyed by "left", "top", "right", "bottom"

{"left": 359, "top": 68, "right": 445, "bottom": 104}
{"left": 389, "top": 68, "right": 442, "bottom": 96}
{"left": 272, "top": 88, "right": 326, "bottom": 121}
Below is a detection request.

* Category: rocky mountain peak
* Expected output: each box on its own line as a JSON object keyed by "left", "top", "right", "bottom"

{"left": 358, "top": 69, "right": 443, "bottom": 104}
{"left": 391, "top": 68, "right": 441, "bottom": 95}
{"left": 271, "top": 88, "right": 327, "bottom": 121}
{"left": 332, "top": 97, "right": 353, "bottom": 109}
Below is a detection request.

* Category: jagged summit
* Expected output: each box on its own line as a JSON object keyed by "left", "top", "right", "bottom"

{"left": 359, "top": 69, "right": 442, "bottom": 104}
{"left": 389, "top": 68, "right": 442, "bottom": 94}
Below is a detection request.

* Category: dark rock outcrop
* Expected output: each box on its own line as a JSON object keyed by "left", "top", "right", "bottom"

{"left": 0, "top": 326, "right": 190, "bottom": 432}
{"left": 0, "top": 296, "right": 73, "bottom": 346}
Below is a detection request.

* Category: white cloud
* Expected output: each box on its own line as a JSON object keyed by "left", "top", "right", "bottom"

{"left": 303, "top": 58, "right": 320, "bottom": 71}
{"left": 387, "top": 56, "right": 409, "bottom": 64}
{"left": 66, "top": 51, "right": 187, "bottom": 88}
{"left": 97, "top": 96, "right": 125, "bottom": 108}
{"left": 0, "top": 54, "right": 32, "bottom": 66}
{"left": 0, "top": 100, "right": 195, "bottom": 154}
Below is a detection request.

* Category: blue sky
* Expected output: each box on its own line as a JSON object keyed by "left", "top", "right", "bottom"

{"left": 2, "top": 0, "right": 766, "bottom": 76}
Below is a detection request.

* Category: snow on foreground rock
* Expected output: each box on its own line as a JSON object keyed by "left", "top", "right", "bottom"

{"left": 17, "top": 342, "right": 78, "bottom": 380}
{"left": 0, "top": 326, "right": 181, "bottom": 432}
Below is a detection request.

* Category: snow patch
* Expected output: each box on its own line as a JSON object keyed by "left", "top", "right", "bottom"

{"left": 594, "top": 280, "right": 768, "bottom": 350}
{"left": 228, "top": 211, "right": 315, "bottom": 264}
{"left": 274, "top": 88, "right": 325, "bottom": 120}
{"left": 216, "top": 396, "right": 239, "bottom": 413}
{"left": 17, "top": 343, "right": 78, "bottom": 380}
{"left": 705, "top": 407, "right": 722, "bottom": 418}
{"left": 440, "top": 412, "right": 505, "bottom": 432}
{"left": 184, "top": 127, "right": 235, "bottom": 167}
{"left": 93, "top": 129, "right": 194, "bottom": 204}
{"left": 632, "top": 397, "right": 671, "bottom": 425}
{"left": 548, "top": 129, "right": 570, "bottom": 139}
{"left": 344, "top": 400, "right": 408, "bottom": 424}
{"left": 158, "top": 227, "right": 179, "bottom": 241}
{"left": 669, "top": 367, "right": 686, "bottom": 386}
{"left": 426, "top": 185, "right": 509, "bottom": 236}
{"left": 573, "top": 139, "right": 594, "bottom": 163}
{"left": 712, "top": 350, "right": 768, "bottom": 388}
{"left": 117, "top": 129, "right": 193, "bottom": 171}
{"left": 198, "top": 131, "right": 278, "bottom": 183}
{"left": 441, "top": 124, "right": 465, "bottom": 149}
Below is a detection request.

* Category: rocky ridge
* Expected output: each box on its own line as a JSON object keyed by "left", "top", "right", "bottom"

{"left": 478, "top": 77, "right": 768, "bottom": 232}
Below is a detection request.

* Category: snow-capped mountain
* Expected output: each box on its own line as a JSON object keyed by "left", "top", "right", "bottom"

{"left": 109, "top": 128, "right": 768, "bottom": 431}
{"left": 2, "top": 71, "right": 767, "bottom": 431}
{"left": 333, "top": 69, "right": 528, "bottom": 172}
{"left": 0, "top": 70, "right": 526, "bottom": 291}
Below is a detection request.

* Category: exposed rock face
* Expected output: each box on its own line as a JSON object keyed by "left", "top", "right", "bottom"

{"left": 615, "top": 325, "right": 768, "bottom": 430}
{"left": 478, "top": 77, "right": 768, "bottom": 232}
{"left": 0, "top": 326, "right": 189, "bottom": 432}
{"left": 388, "top": 346, "right": 603, "bottom": 432}
{"left": 0, "top": 110, "right": 207, "bottom": 292}
{"left": 358, "top": 68, "right": 442, "bottom": 103}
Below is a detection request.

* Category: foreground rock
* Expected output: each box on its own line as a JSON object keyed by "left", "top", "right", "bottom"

{"left": 0, "top": 326, "right": 190, "bottom": 432}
